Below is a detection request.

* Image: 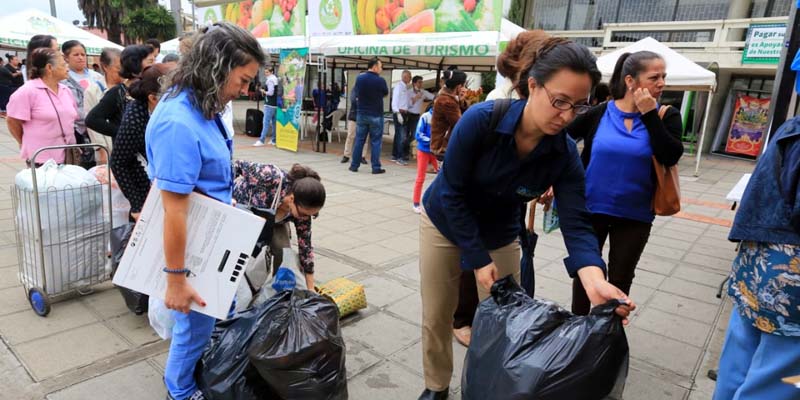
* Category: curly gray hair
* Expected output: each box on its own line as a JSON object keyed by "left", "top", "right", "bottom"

{"left": 167, "top": 22, "right": 266, "bottom": 119}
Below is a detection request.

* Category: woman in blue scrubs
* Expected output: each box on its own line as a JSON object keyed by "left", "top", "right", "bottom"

{"left": 145, "top": 23, "right": 266, "bottom": 400}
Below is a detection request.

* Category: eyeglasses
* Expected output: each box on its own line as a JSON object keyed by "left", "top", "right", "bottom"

{"left": 294, "top": 204, "right": 319, "bottom": 220}
{"left": 542, "top": 85, "right": 591, "bottom": 115}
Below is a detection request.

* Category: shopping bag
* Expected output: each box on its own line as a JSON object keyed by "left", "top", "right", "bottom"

{"left": 111, "top": 223, "right": 148, "bottom": 315}
{"left": 196, "top": 292, "right": 286, "bottom": 400}
{"left": 316, "top": 277, "right": 367, "bottom": 318}
{"left": 542, "top": 200, "right": 560, "bottom": 234}
{"left": 148, "top": 297, "right": 175, "bottom": 340}
{"left": 462, "top": 276, "right": 629, "bottom": 400}
{"left": 247, "top": 289, "right": 348, "bottom": 400}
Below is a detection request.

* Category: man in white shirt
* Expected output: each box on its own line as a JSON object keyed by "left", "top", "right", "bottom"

{"left": 391, "top": 70, "right": 412, "bottom": 165}
{"left": 406, "top": 75, "right": 435, "bottom": 144}
{"left": 254, "top": 67, "right": 280, "bottom": 146}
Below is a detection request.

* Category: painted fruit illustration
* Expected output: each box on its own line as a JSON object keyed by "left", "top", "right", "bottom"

{"left": 251, "top": 20, "right": 271, "bottom": 37}
{"left": 404, "top": 0, "right": 425, "bottom": 18}
{"left": 390, "top": 9, "right": 434, "bottom": 33}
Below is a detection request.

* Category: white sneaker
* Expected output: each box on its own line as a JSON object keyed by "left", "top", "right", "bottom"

{"left": 412, "top": 204, "right": 421, "bottom": 214}
{"left": 253, "top": 140, "right": 265, "bottom": 147}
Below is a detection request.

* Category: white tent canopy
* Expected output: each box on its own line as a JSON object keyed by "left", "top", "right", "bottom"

{"left": 596, "top": 37, "right": 716, "bottom": 91}
{"left": 161, "top": 35, "right": 308, "bottom": 55}
{"left": 0, "top": 9, "right": 122, "bottom": 55}
{"left": 596, "top": 37, "right": 717, "bottom": 175}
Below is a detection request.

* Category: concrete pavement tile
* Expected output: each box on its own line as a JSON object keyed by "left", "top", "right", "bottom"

{"left": 106, "top": 313, "right": 161, "bottom": 347}
{"left": 628, "top": 285, "right": 655, "bottom": 318}
{"left": 345, "top": 340, "right": 383, "bottom": 379}
{"left": 654, "top": 228, "right": 702, "bottom": 242}
{"left": 532, "top": 244, "right": 566, "bottom": 261}
{"left": 0, "top": 245, "right": 19, "bottom": 267}
{"left": 633, "top": 308, "right": 712, "bottom": 348}
{"left": 648, "top": 235, "right": 695, "bottom": 251}
{"left": 346, "top": 243, "right": 404, "bottom": 266}
{"left": 323, "top": 205, "right": 365, "bottom": 218}
{"left": 643, "top": 243, "right": 685, "bottom": 261}
{"left": 373, "top": 206, "right": 415, "bottom": 219}
{"left": 357, "top": 275, "right": 415, "bottom": 308}
{"left": 647, "top": 291, "right": 722, "bottom": 323}
{"left": 315, "top": 232, "right": 367, "bottom": 252}
{"left": 627, "top": 327, "right": 703, "bottom": 377}
{"left": 391, "top": 339, "right": 468, "bottom": 391}
{"left": 622, "top": 367, "right": 690, "bottom": 400}
{"left": 377, "top": 236, "right": 419, "bottom": 256}
{"left": 386, "top": 293, "right": 422, "bottom": 326}
{"left": 660, "top": 277, "right": 721, "bottom": 305}
{"left": 15, "top": 323, "right": 130, "bottom": 380}
{"left": 633, "top": 269, "right": 667, "bottom": 289}
{"left": 347, "top": 360, "right": 425, "bottom": 400}
{"left": 345, "top": 212, "right": 391, "bottom": 225}
{"left": 687, "top": 389, "right": 715, "bottom": 400}
{"left": 637, "top": 256, "right": 678, "bottom": 276}
{"left": 662, "top": 221, "right": 707, "bottom": 236}
{"left": 388, "top": 260, "right": 420, "bottom": 283}
{"left": 379, "top": 221, "right": 419, "bottom": 234}
{"left": 0, "top": 286, "right": 31, "bottom": 316}
{"left": 672, "top": 265, "right": 728, "bottom": 288}
{"left": 352, "top": 226, "right": 399, "bottom": 243}
{"left": 80, "top": 287, "right": 131, "bottom": 319}
{"left": 0, "top": 300, "right": 99, "bottom": 345}
{"left": 317, "top": 216, "right": 364, "bottom": 232}
{"left": 681, "top": 253, "right": 733, "bottom": 273}
{"left": 342, "top": 312, "right": 420, "bottom": 356}
{"left": 689, "top": 244, "right": 737, "bottom": 262}
{"left": 314, "top": 256, "right": 360, "bottom": 282}
{"left": 149, "top": 351, "right": 168, "bottom": 373}
{"left": 46, "top": 361, "right": 166, "bottom": 400}
{"left": 533, "top": 276, "right": 572, "bottom": 308}
{"left": 0, "top": 265, "right": 20, "bottom": 289}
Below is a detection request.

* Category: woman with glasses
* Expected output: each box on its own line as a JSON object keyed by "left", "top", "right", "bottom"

{"left": 566, "top": 51, "right": 683, "bottom": 317}
{"left": 146, "top": 22, "right": 265, "bottom": 400}
{"left": 110, "top": 64, "right": 175, "bottom": 221}
{"left": 232, "top": 161, "right": 326, "bottom": 290}
{"left": 416, "top": 35, "right": 637, "bottom": 400}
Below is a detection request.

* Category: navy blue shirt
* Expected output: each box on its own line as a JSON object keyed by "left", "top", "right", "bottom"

{"left": 585, "top": 101, "right": 655, "bottom": 223}
{"left": 353, "top": 71, "right": 388, "bottom": 118}
{"left": 422, "top": 100, "right": 606, "bottom": 276}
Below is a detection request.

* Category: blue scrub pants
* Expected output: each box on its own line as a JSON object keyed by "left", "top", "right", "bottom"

{"left": 164, "top": 310, "right": 216, "bottom": 399}
{"left": 713, "top": 309, "right": 800, "bottom": 400}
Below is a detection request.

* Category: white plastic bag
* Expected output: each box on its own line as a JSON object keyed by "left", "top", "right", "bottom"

{"left": 148, "top": 297, "right": 175, "bottom": 340}
{"left": 89, "top": 165, "right": 131, "bottom": 229}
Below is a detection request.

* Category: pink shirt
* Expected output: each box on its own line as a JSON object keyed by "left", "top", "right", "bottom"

{"left": 7, "top": 79, "right": 78, "bottom": 164}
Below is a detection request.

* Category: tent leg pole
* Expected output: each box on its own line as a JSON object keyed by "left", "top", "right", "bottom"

{"left": 694, "top": 91, "right": 714, "bottom": 177}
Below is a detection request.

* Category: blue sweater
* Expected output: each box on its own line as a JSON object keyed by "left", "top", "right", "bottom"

{"left": 415, "top": 111, "right": 433, "bottom": 153}
{"left": 585, "top": 101, "right": 655, "bottom": 223}
{"left": 422, "top": 100, "right": 605, "bottom": 276}
{"left": 353, "top": 71, "right": 388, "bottom": 118}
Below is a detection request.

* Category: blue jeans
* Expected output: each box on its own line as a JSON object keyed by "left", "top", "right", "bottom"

{"left": 164, "top": 310, "right": 216, "bottom": 399}
{"left": 713, "top": 308, "right": 800, "bottom": 400}
{"left": 392, "top": 113, "right": 407, "bottom": 160}
{"left": 351, "top": 114, "right": 383, "bottom": 172}
{"left": 258, "top": 105, "right": 277, "bottom": 143}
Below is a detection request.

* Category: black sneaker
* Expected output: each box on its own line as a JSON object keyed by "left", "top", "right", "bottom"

{"left": 372, "top": 169, "right": 386, "bottom": 174}
{"left": 340, "top": 156, "right": 350, "bottom": 163}
{"left": 349, "top": 167, "right": 358, "bottom": 172}
{"left": 361, "top": 159, "right": 367, "bottom": 164}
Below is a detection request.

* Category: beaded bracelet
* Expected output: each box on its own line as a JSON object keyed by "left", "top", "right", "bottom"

{"left": 162, "top": 267, "right": 190, "bottom": 274}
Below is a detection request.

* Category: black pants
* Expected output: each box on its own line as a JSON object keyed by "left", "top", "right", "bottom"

{"left": 571, "top": 213, "right": 652, "bottom": 315}
{"left": 0, "top": 84, "right": 11, "bottom": 111}
{"left": 453, "top": 270, "right": 479, "bottom": 329}
{"left": 405, "top": 113, "right": 421, "bottom": 159}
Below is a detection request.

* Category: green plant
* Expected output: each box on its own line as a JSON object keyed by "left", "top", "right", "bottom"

{"left": 122, "top": 4, "right": 177, "bottom": 43}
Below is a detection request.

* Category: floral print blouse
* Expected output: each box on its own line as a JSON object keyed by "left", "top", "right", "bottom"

{"left": 728, "top": 241, "right": 800, "bottom": 336}
{"left": 232, "top": 160, "right": 315, "bottom": 275}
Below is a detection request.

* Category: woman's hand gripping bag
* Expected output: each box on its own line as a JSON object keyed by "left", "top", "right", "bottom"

{"left": 461, "top": 276, "right": 629, "bottom": 400}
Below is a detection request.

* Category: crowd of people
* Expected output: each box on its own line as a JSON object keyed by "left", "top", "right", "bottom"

{"left": 2, "top": 18, "right": 799, "bottom": 400}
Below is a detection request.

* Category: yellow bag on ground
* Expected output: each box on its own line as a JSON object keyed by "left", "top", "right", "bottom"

{"left": 317, "top": 278, "right": 367, "bottom": 318}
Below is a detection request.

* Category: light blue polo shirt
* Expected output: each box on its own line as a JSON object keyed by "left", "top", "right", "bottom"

{"left": 146, "top": 88, "right": 233, "bottom": 204}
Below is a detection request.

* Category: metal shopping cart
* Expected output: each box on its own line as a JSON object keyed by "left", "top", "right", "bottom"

{"left": 10, "top": 144, "right": 113, "bottom": 316}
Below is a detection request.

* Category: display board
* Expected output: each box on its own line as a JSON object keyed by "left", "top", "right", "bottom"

{"left": 276, "top": 48, "right": 309, "bottom": 152}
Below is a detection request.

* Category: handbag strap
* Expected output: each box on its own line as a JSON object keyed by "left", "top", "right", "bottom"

{"left": 657, "top": 105, "right": 670, "bottom": 119}
{"left": 270, "top": 169, "right": 284, "bottom": 212}
{"left": 43, "top": 88, "right": 70, "bottom": 146}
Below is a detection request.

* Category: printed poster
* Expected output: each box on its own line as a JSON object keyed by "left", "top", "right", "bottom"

{"left": 725, "top": 95, "right": 770, "bottom": 157}
{"left": 276, "top": 48, "right": 308, "bottom": 152}
{"left": 198, "top": 0, "right": 306, "bottom": 38}
{"left": 309, "top": 0, "right": 502, "bottom": 36}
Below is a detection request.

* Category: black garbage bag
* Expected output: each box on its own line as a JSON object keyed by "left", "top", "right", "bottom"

{"left": 248, "top": 289, "right": 348, "bottom": 400}
{"left": 461, "top": 276, "right": 629, "bottom": 400}
{"left": 195, "top": 292, "right": 286, "bottom": 400}
{"left": 110, "top": 223, "right": 148, "bottom": 315}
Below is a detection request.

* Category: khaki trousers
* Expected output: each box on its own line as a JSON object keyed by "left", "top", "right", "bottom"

{"left": 419, "top": 210, "right": 520, "bottom": 391}
{"left": 343, "top": 120, "right": 369, "bottom": 158}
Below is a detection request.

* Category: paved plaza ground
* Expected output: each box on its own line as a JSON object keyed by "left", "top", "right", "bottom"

{"left": 0, "top": 101, "right": 756, "bottom": 399}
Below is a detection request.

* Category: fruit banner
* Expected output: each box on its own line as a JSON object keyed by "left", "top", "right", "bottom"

{"left": 198, "top": 0, "right": 306, "bottom": 38}
{"left": 725, "top": 95, "right": 770, "bottom": 157}
{"left": 309, "top": 0, "right": 502, "bottom": 36}
{"left": 276, "top": 48, "right": 308, "bottom": 152}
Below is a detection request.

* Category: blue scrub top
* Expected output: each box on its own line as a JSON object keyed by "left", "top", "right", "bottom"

{"left": 146, "top": 88, "right": 234, "bottom": 204}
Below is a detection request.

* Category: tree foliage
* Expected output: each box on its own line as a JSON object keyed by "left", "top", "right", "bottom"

{"left": 507, "top": 0, "right": 525, "bottom": 26}
{"left": 122, "top": 5, "right": 177, "bottom": 43}
{"left": 78, "top": 0, "right": 160, "bottom": 44}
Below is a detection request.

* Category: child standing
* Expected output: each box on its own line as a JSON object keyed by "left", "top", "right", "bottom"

{"left": 413, "top": 107, "right": 438, "bottom": 213}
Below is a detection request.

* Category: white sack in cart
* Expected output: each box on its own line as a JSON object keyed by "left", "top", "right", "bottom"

{"left": 89, "top": 165, "right": 131, "bottom": 229}
{"left": 15, "top": 161, "right": 107, "bottom": 293}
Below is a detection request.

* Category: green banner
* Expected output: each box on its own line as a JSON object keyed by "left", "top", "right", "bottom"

{"left": 276, "top": 48, "right": 308, "bottom": 152}
{"left": 309, "top": 0, "right": 502, "bottom": 36}
{"left": 198, "top": 0, "right": 306, "bottom": 38}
